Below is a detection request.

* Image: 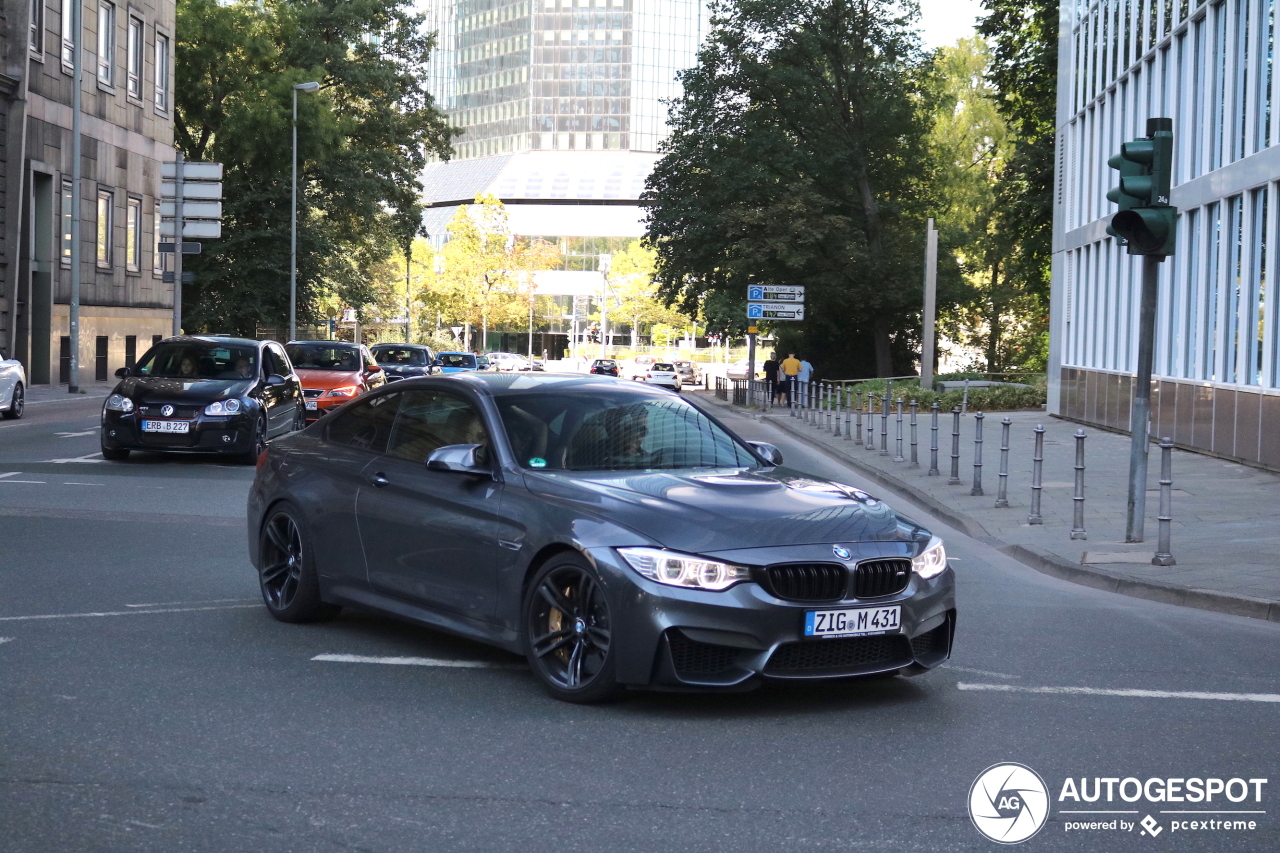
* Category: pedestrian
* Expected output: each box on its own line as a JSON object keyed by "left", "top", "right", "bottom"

{"left": 780, "top": 352, "right": 801, "bottom": 405}
{"left": 797, "top": 356, "right": 813, "bottom": 406}
{"left": 762, "top": 352, "right": 780, "bottom": 402}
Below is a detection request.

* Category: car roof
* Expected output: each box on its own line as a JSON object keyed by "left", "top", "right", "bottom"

{"left": 287, "top": 340, "right": 359, "bottom": 349}
{"left": 440, "top": 372, "right": 678, "bottom": 398}
{"left": 159, "top": 334, "right": 262, "bottom": 348}
{"left": 372, "top": 342, "right": 431, "bottom": 349}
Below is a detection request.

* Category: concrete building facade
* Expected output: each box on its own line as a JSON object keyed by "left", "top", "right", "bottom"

{"left": 1051, "top": 0, "right": 1280, "bottom": 470}
{"left": 0, "top": 0, "right": 174, "bottom": 385}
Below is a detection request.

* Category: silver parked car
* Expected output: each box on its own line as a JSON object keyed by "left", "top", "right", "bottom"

{"left": 0, "top": 348, "right": 26, "bottom": 419}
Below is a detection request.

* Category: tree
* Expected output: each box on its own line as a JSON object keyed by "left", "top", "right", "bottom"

{"left": 608, "top": 241, "right": 695, "bottom": 346}
{"left": 175, "top": 0, "right": 457, "bottom": 336}
{"left": 434, "top": 195, "right": 559, "bottom": 347}
{"left": 644, "top": 0, "right": 941, "bottom": 377}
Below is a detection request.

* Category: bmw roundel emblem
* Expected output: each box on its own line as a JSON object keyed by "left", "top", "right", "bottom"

{"left": 833, "top": 545, "right": 852, "bottom": 561}
{"left": 161, "top": 404, "right": 175, "bottom": 417}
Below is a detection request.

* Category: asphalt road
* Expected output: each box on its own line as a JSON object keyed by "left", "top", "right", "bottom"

{"left": 1, "top": 396, "right": 1277, "bottom": 852}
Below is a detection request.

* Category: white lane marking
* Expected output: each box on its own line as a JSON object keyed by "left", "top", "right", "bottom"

{"left": 0, "top": 604, "right": 259, "bottom": 622}
{"left": 45, "top": 453, "right": 105, "bottom": 464}
{"left": 0, "top": 637, "right": 13, "bottom": 645}
{"left": 0, "top": 479, "right": 46, "bottom": 484}
{"left": 62, "top": 482, "right": 104, "bottom": 486}
{"left": 312, "top": 653, "right": 525, "bottom": 670}
{"left": 958, "top": 682, "right": 1280, "bottom": 704}
{"left": 55, "top": 430, "right": 97, "bottom": 438}
{"left": 949, "top": 665, "right": 1018, "bottom": 679}
{"left": 0, "top": 472, "right": 20, "bottom": 479}
{"left": 125, "top": 598, "right": 258, "bottom": 608}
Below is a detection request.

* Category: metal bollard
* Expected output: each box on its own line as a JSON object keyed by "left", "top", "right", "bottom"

{"left": 854, "top": 392, "right": 863, "bottom": 444}
{"left": 909, "top": 400, "right": 919, "bottom": 467}
{"left": 995, "top": 417, "right": 1011, "bottom": 507}
{"left": 826, "top": 385, "right": 834, "bottom": 432}
{"left": 880, "top": 393, "right": 890, "bottom": 455}
{"left": 1028, "top": 424, "right": 1045, "bottom": 525}
{"left": 894, "top": 398, "right": 905, "bottom": 462}
{"left": 844, "top": 390, "right": 852, "bottom": 440}
{"left": 948, "top": 406, "right": 962, "bottom": 484}
{"left": 928, "top": 402, "right": 940, "bottom": 476}
{"left": 1153, "top": 437, "right": 1176, "bottom": 566}
{"left": 867, "top": 394, "right": 877, "bottom": 450}
{"left": 834, "top": 386, "right": 843, "bottom": 437}
{"left": 970, "top": 412, "right": 985, "bottom": 496}
{"left": 1070, "top": 428, "right": 1087, "bottom": 540}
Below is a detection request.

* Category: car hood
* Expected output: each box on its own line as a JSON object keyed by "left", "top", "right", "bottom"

{"left": 296, "top": 368, "right": 363, "bottom": 390}
{"left": 524, "top": 466, "right": 928, "bottom": 555}
{"left": 117, "top": 375, "right": 252, "bottom": 402}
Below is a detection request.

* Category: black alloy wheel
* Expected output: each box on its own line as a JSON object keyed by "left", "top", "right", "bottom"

{"left": 2, "top": 383, "right": 22, "bottom": 419}
{"left": 258, "top": 504, "right": 339, "bottom": 623}
{"left": 524, "top": 556, "right": 621, "bottom": 703}
{"left": 240, "top": 414, "right": 267, "bottom": 465}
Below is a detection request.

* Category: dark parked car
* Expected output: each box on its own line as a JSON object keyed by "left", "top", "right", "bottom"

{"left": 372, "top": 343, "right": 436, "bottom": 381}
{"left": 101, "top": 336, "right": 303, "bottom": 463}
{"left": 247, "top": 374, "right": 955, "bottom": 702}
{"left": 589, "top": 358, "right": 619, "bottom": 377}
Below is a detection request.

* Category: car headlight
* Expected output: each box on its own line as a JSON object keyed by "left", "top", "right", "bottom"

{"left": 911, "top": 537, "right": 948, "bottom": 579}
{"left": 203, "top": 399, "right": 241, "bottom": 416}
{"left": 618, "top": 547, "right": 751, "bottom": 591}
{"left": 105, "top": 394, "right": 134, "bottom": 414}
{"left": 325, "top": 386, "right": 359, "bottom": 397}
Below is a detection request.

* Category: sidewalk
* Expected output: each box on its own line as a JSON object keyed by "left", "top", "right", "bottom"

{"left": 25, "top": 384, "right": 113, "bottom": 404}
{"left": 699, "top": 391, "right": 1280, "bottom": 623}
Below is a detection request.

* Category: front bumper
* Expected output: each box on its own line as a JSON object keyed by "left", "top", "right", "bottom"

{"left": 101, "top": 409, "right": 256, "bottom": 454}
{"left": 303, "top": 394, "right": 355, "bottom": 421}
{"left": 587, "top": 547, "right": 956, "bottom": 690}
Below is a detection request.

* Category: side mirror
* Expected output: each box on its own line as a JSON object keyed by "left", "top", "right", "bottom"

{"left": 747, "top": 441, "right": 784, "bottom": 467}
{"left": 266, "top": 374, "right": 286, "bottom": 387}
{"left": 115, "top": 367, "right": 130, "bottom": 378}
{"left": 426, "top": 443, "right": 491, "bottom": 477}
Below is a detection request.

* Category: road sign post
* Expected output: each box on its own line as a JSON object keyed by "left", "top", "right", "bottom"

{"left": 160, "top": 159, "right": 223, "bottom": 336}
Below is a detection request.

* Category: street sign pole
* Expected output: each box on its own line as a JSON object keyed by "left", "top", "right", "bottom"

{"left": 1126, "top": 255, "right": 1162, "bottom": 542}
{"left": 68, "top": 0, "right": 83, "bottom": 392}
{"left": 747, "top": 331, "right": 756, "bottom": 383}
{"left": 921, "top": 218, "right": 938, "bottom": 390}
{"left": 172, "top": 150, "right": 184, "bottom": 336}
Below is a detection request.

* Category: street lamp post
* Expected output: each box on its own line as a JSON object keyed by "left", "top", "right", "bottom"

{"left": 290, "top": 81, "right": 320, "bottom": 342}
{"left": 68, "top": 0, "right": 84, "bottom": 392}
{"left": 404, "top": 237, "right": 413, "bottom": 343}
{"left": 598, "top": 253, "right": 612, "bottom": 359}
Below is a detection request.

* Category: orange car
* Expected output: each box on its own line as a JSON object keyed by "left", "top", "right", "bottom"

{"left": 285, "top": 341, "right": 387, "bottom": 423}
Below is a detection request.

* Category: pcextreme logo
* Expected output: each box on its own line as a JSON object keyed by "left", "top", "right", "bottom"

{"left": 969, "top": 763, "right": 1051, "bottom": 844}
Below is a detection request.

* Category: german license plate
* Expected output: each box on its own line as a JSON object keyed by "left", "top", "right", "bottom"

{"left": 141, "top": 420, "right": 190, "bottom": 434}
{"left": 305, "top": 401, "right": 318, "bottom": 410}
{"left": 804, "top": 606, "right": 900, "bottom": 638}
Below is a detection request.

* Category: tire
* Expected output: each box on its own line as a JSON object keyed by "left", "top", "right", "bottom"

{"left": 523, "top": 554, "right": 622, "bottom": 703}
{"left": 258, "top": 502, "right": 340, "bottom": 623}
{"left": 238, "top": 414, "right": 267, "bottom": 465}
{"left": 100, "top": 445, "right": 130, "bottom": 461}
{"left": 2, "top": 383, "right": 22, "bottom": 419}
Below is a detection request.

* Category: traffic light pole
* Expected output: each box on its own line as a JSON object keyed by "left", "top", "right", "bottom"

{"left": 1125, "top": 254, "right": 1162, "bottom": 542}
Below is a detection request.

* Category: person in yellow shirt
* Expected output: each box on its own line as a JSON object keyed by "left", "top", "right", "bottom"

{"left": 780, "top": 353, "right": 801, "bottom": 405}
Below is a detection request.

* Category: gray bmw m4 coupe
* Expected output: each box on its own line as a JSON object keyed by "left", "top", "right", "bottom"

{"left": 247, "top": 373, "right": 956, "bottom": 702}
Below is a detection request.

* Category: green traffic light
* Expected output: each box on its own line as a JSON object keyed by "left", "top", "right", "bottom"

{"left": 1106, "top": 124, "right": 1176, "bottom": 256}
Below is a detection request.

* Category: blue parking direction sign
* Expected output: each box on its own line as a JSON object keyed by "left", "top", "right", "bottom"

{"left": 747, "top": 285, "right": 805, "bottom": 302}
{"left": 747, "top": 302, "right": 805, "bottom": 321}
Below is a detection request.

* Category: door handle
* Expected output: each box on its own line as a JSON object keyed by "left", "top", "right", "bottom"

{"left": 370, "top": 472, "right": 389, "bottom": 488}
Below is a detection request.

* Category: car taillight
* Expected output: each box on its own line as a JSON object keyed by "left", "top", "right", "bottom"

{"left": 256, "top": 449, "right": 269, "bottom": 472}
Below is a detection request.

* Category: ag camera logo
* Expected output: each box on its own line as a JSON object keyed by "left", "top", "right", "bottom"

{"left": 970, "top": 763, "right": 1050, "bottom": 844}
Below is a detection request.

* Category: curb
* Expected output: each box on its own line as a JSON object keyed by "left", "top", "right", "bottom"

{"left": 701, "top": 393, "right": 1280, "bottom": 625}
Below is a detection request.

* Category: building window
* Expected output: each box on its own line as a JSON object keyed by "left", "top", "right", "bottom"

{"left": 153, "top": 201, "right": 164, "bottom": 274}
{"left": 126, "top": 197, "right": 141, "bottom": 271}
{"left": 30, "top": 0, "right": 43, "bottom": 53}
{"left": 61, "top": 0, "right": 73, "bottom": 67}
{"left": 97, "top": 189, "right": 114, "bottom": 268}
{"left": 154, "top": 31, "right": 170, "bottom": 111}
{"left": 97, "top": 1, "right": 115, "bottom": 86}
{"left": 61, "top": 179, "right": 73, "bottom": 267}
{"left": 127, "top": 16, "right": 143, "bottom": 98}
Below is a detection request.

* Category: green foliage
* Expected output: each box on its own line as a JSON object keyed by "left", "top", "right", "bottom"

{"left": 830, "top": 373, "right": 1047, "bottom": 411}
{"left": 175, "top": 0, "right": 457, "bottom": 336}
{"left": 643, "top": 0, "right": 944, "bottom": 378}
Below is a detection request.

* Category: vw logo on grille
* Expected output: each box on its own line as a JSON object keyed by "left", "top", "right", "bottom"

{"left": 833, "top": 545, "right": 852, "bottom": 561}
{"left": 161, "top": 404, "right": 175, "bottom": 417}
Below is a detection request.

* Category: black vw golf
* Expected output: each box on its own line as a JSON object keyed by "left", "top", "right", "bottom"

{"left": 101, "top": 336, "right": 304, "bottom": 462}
{"left": 247, "top": 373, "right": 955, "bottom": 702}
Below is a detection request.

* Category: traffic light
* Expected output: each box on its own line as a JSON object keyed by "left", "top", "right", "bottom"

{"left": 1106, "top": 118, "right": 1177, "bottom": 256}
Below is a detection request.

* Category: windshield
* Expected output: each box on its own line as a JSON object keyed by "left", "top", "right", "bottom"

{"left": 373, "top": 347, "right": 429, "bottom": 366}
{"left": 286, "top": 344, "right": 361, "bottom": 372}
{"left": 439, "top": 353, "right": 477, "bottom": 369}
{"left": 497, "top": 389, "right": 760, "bottom": 471}
{"left": 134, "top": 342, "right": 258, "bottom": 380}
{"left": 594, "top": 360, "right": 616, "bottom": 367}
{"left": 652, "top": 364, "right": 674, "bottom": 372}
